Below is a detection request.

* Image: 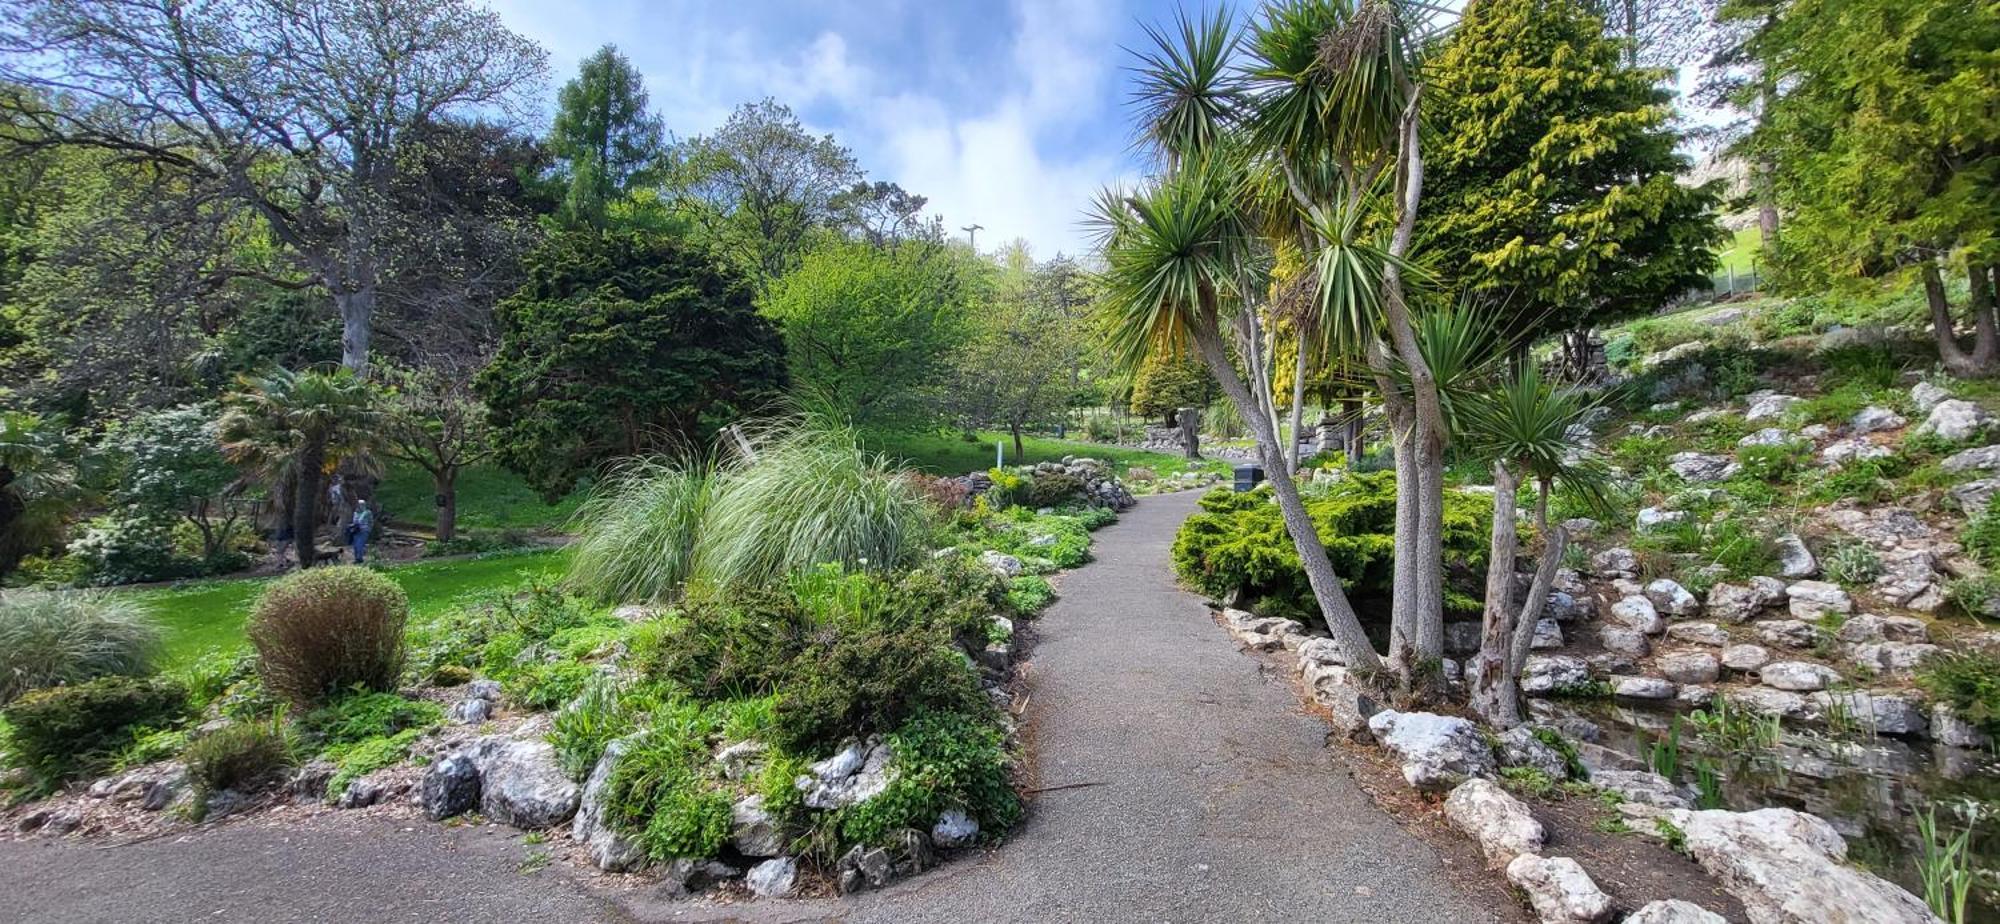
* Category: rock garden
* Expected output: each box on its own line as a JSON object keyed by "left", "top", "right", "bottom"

{"left": 0, "top": 418, "right": 1134, "bottom": 902}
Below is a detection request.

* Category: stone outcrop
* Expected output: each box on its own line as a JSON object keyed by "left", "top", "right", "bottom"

{"left": 1444, "top": 779, "right": 1544, "bottom": 867}
{"left": 1642, "top": 807, "right": 1937, "bottom": 924}
{"left": 1366, "top": 711, "right": 1497, "bottom": 791}
{"left": 1505, "top": 854, "right": 1614, "bottom": 924}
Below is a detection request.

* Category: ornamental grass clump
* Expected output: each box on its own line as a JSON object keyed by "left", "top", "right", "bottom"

{"left": 566, "top": 459, "right": 716, "bottom": 605}
{"left": 247, "top": 566, "right": 409, "bottom": 708}
{"left": 0, "top": 590, "right": 163, "bottom": 704}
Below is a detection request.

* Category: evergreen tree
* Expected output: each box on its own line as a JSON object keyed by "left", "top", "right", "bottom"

{"left": 548, "top": 46, "right": 666, "bottom": 229}
{"left": 1425, "top": 0, "right": 1723, "bottom": 348}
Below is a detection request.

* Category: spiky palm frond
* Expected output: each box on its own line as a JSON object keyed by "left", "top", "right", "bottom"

{"left": 1128, "top": 5, "right": 1244, "bottom": 164}
{"left": 218, "top": 367, "right": 378, "bottom": 484}
{"left": 1088, "top": 150, "right": 1259, "bottom": 375}
{"left": 1243, "top": 0, "right": 1419, "bottom": 168}
{"left": 1460, "top": 364, "right": 1613, "bottom": 512}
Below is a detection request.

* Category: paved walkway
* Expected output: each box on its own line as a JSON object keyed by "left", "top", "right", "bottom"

{"left": 0, "top": 491, "right": 1495, "bottom": 924}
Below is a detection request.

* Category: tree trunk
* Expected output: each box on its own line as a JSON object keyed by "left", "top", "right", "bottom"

{"left": 1342, "top": 398, "right": 1364, "bottom": 466}
{"left": 1285, "top": 346, "right": 1308, "bottom": 472}
{"left": 1192, "top": 321, "right": 1384, "bottom": 679}
{"left": 435, "top": 467, "right": 459, "bottom": 543}
{"left": 337, "top": 284, "right": 376, "bottom": 376}
{"left": 1011, "top": 424, "right": 1025, "bottom": 461}
{"left": 1970, "top": 260, "right": 1998, "bottom": 369}
{"left": 293, "top": 438, "right": 326, "bottom": 568}
{"left": 1755, "top": 79, "right": 1780, "bottom": 261}
{"left": 1470, "top": 464, "right": 1570, "bottom": 728}
{"left": 1925, "top": 262, "right": 1991, "bottom": 377}
{"left": 1387, "top": 413, "right": 1419, "bottom": 665}
{"left": 1410, "top": 412, "right": 1447, "bottom": 671}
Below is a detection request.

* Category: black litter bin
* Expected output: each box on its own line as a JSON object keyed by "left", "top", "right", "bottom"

{"left": 1232, "top": 463, "right": 1265, "bottom": 492}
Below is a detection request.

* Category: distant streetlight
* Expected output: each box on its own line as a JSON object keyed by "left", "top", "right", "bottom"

{"left": 962, "top": 223, "right": 984, "bottom": 250}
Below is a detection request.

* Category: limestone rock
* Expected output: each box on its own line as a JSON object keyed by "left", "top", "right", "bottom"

{"left": 745, "top": 857, "right": 798, "bottom": 898}
{"left": 1614, "top": 676, "right": 1677, "bottom": 700}
{"left": 729, "top": 795, "right": 786, "bottom": 857}
{"left": 1592, "top": 769, "right": 1694, "bottom": 809}
{"left": 1776, "top": 535, "right": 1817, "bottom": 579}
{"left": 1847, "top": 641, "right": 1942, "bottom": 676}
{"left": 1807, "top": 691, "right": 1927, "bottom": 736}
{"left": 799, "top": 738, "right": 894, "bottom": 811}
{"left": 572, "top": 738, "right": 647, "bottom": 872}
{"left": 1598, "top": 624, "right": 1652, "bottom": 657}
{"left": 1625, "top": 900, "right": 1728, "bottom": 924}
{"left": 1505, "top": 854, "right": 1614, "bottom": 924}
{"left": 1820, "top": 438, "right": 1893, "bottom": 468}
{"left": 1917, "top": 399, "right": 1994, "bottom": 442}
{"left": 1366, "top": 710, "right": 1498, "bottom": 791}
{"left": 1531, "top": 618, "right": 1565, "bottom": 650}
{"left": 1611, "top": 596, "right": 1665, "bottom": 634}
{"left": 1835, "top": 613, "right": 1931, "bottom": 646}
{"left": 1667, "top": 622, "right": 1731, "bottom": 647}
{"left": 1785, "top": 581, "right": 1851, "bottom": 620}
{"left": 1943, "top": 443, "right": 2000, "bottom": 474}
{"left": 1738, "top": 427, "right": 1792, "bottom": 448}
{"left": 1664, "top": 807, "right": 1936, "bottom": 924}
{"left": 1656, "top": 650, "right": 1721, "bottom": 685}
{"left": 1444, "top": 778, "right": 1545, "bottom": 867}
{"left": 1745, "top": 392, "right": 1803, "bottom": 421}
{"left": 1951, "top": 478, "right": 2000, "bottom": 513}
{"left": 1645, "top": 579, "right": 1701, "bottom": 617}
{"left": 931, "top": 808, "right": 979, "bottom": 849}
{"left": 1591, "top": 547, "right": 1639, "bottom": 575}
{"left": 1721, "top": 644, "right": 1772, "bottom": 672}
{"left": 1638, "top": 507, "right": 1689, "bottom": 530}
{"left": 1912, "top": 381, "right": 1952, "bottom": 413}
{"left": 1933, "top": 704, "right": 1992, "bottom": 749}
{"left": 1670, "top": 452, "right": 1741, "bottom": 483}
{"left": 1760, "top": 661, "right": 1841, "bottom": 692}
{"left": 475, "top": 738, "right": 580, "bottom": 830}
{"left": 420, "top": 753, "right": 480, "bottom": 822}
{"left": 1521, "top": 656, "right": 1591, "bottom": 695}
{"left": 1757, "top": 619, "right": 1820, "bottom": 650}
{"left": 979, "top": 550, "right": 1023, "bottom": 577}
{"left": 1495, "top": 726, "right": 1570, "bottom": 780}
{"left": 1706, "top": 583, "right": 1767, "bottom": 623}
{"left": 1730, "top": 687, "right": 1812, "bottom": 719}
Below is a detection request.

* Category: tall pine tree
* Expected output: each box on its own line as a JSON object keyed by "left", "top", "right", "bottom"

{"left": 548, "top": 46, "right": 665, "bottom": 229}
{"left": 1424, "top": 0, "right": 1722, "bottom": 354}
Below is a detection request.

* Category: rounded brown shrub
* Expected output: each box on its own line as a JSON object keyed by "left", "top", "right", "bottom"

{"left": 248, "top": 566, "right": 410, "bottom": 707}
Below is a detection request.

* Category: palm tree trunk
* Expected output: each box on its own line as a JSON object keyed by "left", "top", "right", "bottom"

{"left": 1193, "top": 320, "right": 1384, "bottom": 679}
{"left": 1471, "top": 464, "right": 1569, "bottom": 727}
{"left": 293, "top": 438, "right": 326, "bottom": 568}
{"left": 1285, "top": 346, "right": 1308, "bottom": 472}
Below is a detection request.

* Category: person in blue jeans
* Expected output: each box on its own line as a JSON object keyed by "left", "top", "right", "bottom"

{"left": 347, "top": 499, "right": 374, "bottom": 564}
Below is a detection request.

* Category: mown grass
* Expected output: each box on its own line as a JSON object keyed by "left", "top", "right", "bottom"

{"left": 1716, "top": 225, "right": 1764, "bottom": 276}
{"left": 374, "top": 460, "right": 585, "bottom": 534}
{"left": 125, "top": 549, "right": 570, "bottom": 668}
{"left": 867, "top": 429, "right": 1228, "bottom": 478}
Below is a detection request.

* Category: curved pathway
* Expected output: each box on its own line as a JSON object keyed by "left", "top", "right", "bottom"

{"left": 0, "top": 491, "right": 1494, "bottom": 923}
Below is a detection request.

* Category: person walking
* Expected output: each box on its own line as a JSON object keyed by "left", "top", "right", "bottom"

{"left": 347, "top": 499, "right": 374, "bottom": 564}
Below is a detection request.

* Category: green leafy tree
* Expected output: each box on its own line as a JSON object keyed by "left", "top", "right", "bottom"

{"left": 1424, "top": 0, "right": 1722, "bottom": 348}
{"left": 1750, "top": 0, "right": 2000, "bottom": 376}
{"left": 101, "top": 404, "right": 249, "bottom": 560}
{"left": 0, "top": 411, "right": 80, "bottom": 575}
{"left": 1129, "top": 351, "right": 1218, "bottom": 427}
{"left": 218, "top": 368, "right": 377, "bottom": 568}
{"left": 759, "top": 239, "right": 979, "bottom": 428}
{"left": 376, "top": 360, "right": 493, "bottom": 542}
{"left": 669, "top": 99, "right": 865, "bottom": 284}
{"left": 476, "top": 230, "right": 787, "bottom": 501}
{"left": 548, "top": 46, "right": 666, "bottom": 229}
{"left": 951, "top": 257, "right": 1088, "bottom": 457}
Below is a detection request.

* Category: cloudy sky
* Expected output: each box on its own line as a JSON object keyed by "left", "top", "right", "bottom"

{"left": 486, "top": 0, "right": 1175, "bottom": 259}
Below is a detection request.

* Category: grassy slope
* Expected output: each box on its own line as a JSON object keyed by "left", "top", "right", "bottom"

{"left": 131, "top": 549, "right": 570, "bottom": 668}
{"left": 1716, "top": 225, "right": 1764, "bottom": 276}
{"left": 868, "top": 429, "right": 1229, "bottom": 478}
{"left": 374, "top": 460, "right": 584, "bottom": 533}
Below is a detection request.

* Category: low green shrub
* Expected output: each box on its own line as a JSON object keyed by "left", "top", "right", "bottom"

{"left": 770, "top": 622, "right": 990, "bottom": 755}
{"left": 1005, "top": 575, "right": 1057, "bottom": 616}
{"left": 323, "top": 728, "right": 426, "bottom": 799}
{"left": 0, "top": 591, "right": 164, "bottom": 704}
{"left": 248, "top": 566, "right": 409, "bottom": 707}
{"left": 1, "top": 676, "right": 187, "bottom": 788}
{"left": 834, "top": 710, "right": 1020, "bottom": 848}
{"left": 1806, "top": 455, "right": 1910, "bottom": 504}
{"left": 1965, "top": 504, "right": 2000, "bottom": 567}
{"left": 299, "top": 692, "right": 443, "bottom": 750}
{"left": 407, "top": 582, "right": 615, "bottom": 681}
{"left": 1171, "top": 473, "right": 1488, "bottom": 619}
{"left": 114, "top": 726, "right": 191, "bottom": 771}
{"left": 504, "top": 660, "right": 597, "bottom": 711}
{"left": 1735, "top": 441, "right": 1812, "bottom": 484}
{"left": 185, "top": 719, "right": 294, "bottom": 798}
{"left": 1815, "top": 343, "right": 1905, "bottom": 390}
{"left": 601, "top": 701, "right": 733, "bottom": 860}
{"left": 1916, "top": 652, "right": 2000, "bottom": 736}
{"left": 1024, "top": 473, "right": 1085, "bottom": 509}
{"left": 631, "top": 589, "right": 812, "bottom": 698}
{"left": 425, "top": 527, "right": 538, "bottom": 557}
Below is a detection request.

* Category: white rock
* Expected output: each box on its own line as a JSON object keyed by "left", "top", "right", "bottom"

{"left": 1917, "top": 399, "right": 1994, "bottom": 442}
{"left": 1776, "top": 535, "right": 1817, "bottom": 578}
{"left": 1912, "top": 380, "right": 1952, "bottom": 413}
{"left": 1669, "top": 452, "right": 1741, "bottom": 483}
{"left": 1625, "top": 899, "right": 1728, "bottom": 924}
{"left": 1531, "top": 618, "right": 1565, "bottom": 650}
{"left": 1942, "top": 443, "right": 2000, "bottom": 474}
{"left": 1759, "top": 661, "right": 1841, "bottom": 692}
{"left": 1738, "top": 427, "right": 1793, "bottom": 448}
{"left": 1730, "top": 687, "right": 1812, "bottom": 719}
{"left": 571, "top": 739, "right": 646, "bottom": 871}
{"left": 745, "top": 857, "right": 798, "bottom": 898}
{"left": 1591, "top": 547, "right": 1640, "bottom": 575}
{"left": 1847, "top": 641, "right": 1943, "bottom": 676}
{"left": 1592, "top": 769, "right": 1693, "bottom": 809}
{"left": 1785, "top": 581, "right": 1851, "bottom": 620}
{"left": 1745, "top": 392, "right": 1803, "bottom": 422}
{"left": 1667, "top": 622, "right": 1731, "bottom": 647}
{"left": 1444, "top": 778, "right": 1545, "bottom": 866}
{"left": 1645, "top": 579, "right": 1701, "bottom": 617}
{"left": 1637, "top": 507, "right": 1689, "bottom": 530}
{"left": 1664, "top": 807, "right": 1937, "bottom": 924}
{"left": 931, "top": 808, "right": 980, "bottom": 849}
{"left": 1496, "top": 726, "right": 1570, "bottom": 779}
{"left": 1505, "top": 854, "right": 1614, "bottom": 924}
{"left": 1610, "top": 596, "right": 1665, "bottom": 634}
{"left": 1806, "top": 691, "right": 1927, "bottom": 736}
{"left": 1521, "top": 656, "right": 1592, "bottom": 695}
{"left": 1757, "top": 619, "right": 1820, "bottom": 649}
{"left": 474, "top": 738, "right": 580, "bottom": 830}
{"left": 1849, "top": 406, "right": 1907, "bottom": 435}
{"left": 1721, "top": 644, "right": 1772, "bottom": 672}
{"left": 1820, "top": 438, "right": 1893, "bottom": 467}
{"left": 1614, "top": 676, "right": 1678, "bottom": 699}
{"left": 1932, "top": 704, "right": 1992, "bottom": 749}
{"left": 1705, "top": 583, "right": 1763, "bottom": 623}
{"left": 1598, "top": 624, "right": 1652, "bottom": 657}
{"left": 1366, "top": 711, "right": 1498, "bottom": 791}
{"left": 731, "top": 795, "right": 785, "bottom": 857}
{"left": 979, "top": 550, "right": 1023, "bottom": 577}
{"left": 1656, "top": 650, "right": 1721, "bottom": 685}
{"left": 799, "top": 738, "right": 894, "bottom": 810}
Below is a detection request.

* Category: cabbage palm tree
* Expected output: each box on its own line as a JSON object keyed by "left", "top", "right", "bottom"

{"left": 219, "top": 368, "right": 377, "bottom": 568}
{"left": 1460, "top": 365, "right": 1609, "bottom": 726}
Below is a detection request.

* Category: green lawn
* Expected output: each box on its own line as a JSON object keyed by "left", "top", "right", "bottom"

{"left": 866, "top": 429, "right": 1229, "bottom": 478}
{"left": 129, "top": 549, "right": 570, "bottom": 668}
{"left": 1716, "top": 225, "right": 1765, "bottom": 276}
{"left": 375, "top": 460, "right": 585, "bottom": 534}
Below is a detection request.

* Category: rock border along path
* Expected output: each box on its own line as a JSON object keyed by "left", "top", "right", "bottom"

{"left": 0, "top": 491, "right": 1495, "bottom": 923}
